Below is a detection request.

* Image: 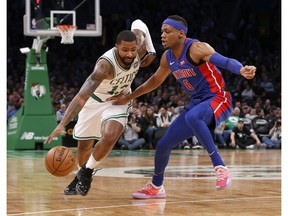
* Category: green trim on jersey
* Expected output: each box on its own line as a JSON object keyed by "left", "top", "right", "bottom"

{"left": 73, "top": 134, "right": 102, "bottom": 141}
{"left": 102, "top": 114, "right": 129, "bottom": 123}
{"left": 91, "top": 93, "right": 103, "bottom": 102}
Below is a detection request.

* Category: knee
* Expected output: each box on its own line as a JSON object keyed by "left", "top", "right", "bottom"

{"left": 102, "top": 131, "right": 121, "bottom": 146}
{"left": 185, "top": 113, "right": 198, "bottom": 126}
{"left": 156, "top": 136, "right": 172, "bottom": 150}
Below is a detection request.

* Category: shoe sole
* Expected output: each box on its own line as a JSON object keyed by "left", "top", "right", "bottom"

{"left": 64, "top": 189, "right": 78, "bottom": 195}
{"left": 216, "top": 177, "right": 232, "bottom": 190}
{"left": 132, "top": 193, "right": 166, "bottom": 199}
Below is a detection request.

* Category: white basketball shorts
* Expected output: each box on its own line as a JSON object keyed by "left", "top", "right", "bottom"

{"left": 73, "top": 96, "right": 131, "bottom": 140}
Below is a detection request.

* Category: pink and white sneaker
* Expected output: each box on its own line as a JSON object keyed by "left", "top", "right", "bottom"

{"left": 215, "top": 165, "right": 232, "bottom": 189}
{"left": 132, "top": 182, "right": 166, "bottom": 199}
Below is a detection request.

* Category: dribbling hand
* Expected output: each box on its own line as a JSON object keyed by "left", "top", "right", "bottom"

{"left": 44, "top": 124, "right": 66, "bottom": 144}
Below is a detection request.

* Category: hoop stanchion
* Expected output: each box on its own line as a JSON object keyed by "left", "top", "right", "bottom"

{"left": 56, "top": 25, "right": 77, "bottom": 44}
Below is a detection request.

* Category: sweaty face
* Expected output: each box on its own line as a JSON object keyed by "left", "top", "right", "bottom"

{"left": 116, "top": 41, "right": 137, "bottom": 68}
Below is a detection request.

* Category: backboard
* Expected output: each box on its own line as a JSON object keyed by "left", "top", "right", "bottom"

{"left": 24, "top": 0, "right": 102, "bottom": 37}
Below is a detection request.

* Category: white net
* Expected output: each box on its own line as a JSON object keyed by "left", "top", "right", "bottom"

{"left": 56, "top": 25, "right": 77, "bottom": 44}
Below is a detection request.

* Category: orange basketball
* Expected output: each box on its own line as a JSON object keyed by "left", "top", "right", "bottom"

{"left": 45, "top": 146, "right": 76, "bottom": 177}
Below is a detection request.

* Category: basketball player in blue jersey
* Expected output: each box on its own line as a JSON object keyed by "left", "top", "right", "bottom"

{"left": 44, "top": 20, "right": 156, "bottom": 196}
{"left": 108, "top": 15, "right": 256, "bottom": 199}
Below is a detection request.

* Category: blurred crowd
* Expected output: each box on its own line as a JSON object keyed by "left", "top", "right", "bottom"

{"left": 7, "top": 0, "right": 281, "bottom": 150}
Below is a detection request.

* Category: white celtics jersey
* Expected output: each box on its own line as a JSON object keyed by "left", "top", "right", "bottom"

{"left": 93, "top": 47, "right": 141, "bottom": 101}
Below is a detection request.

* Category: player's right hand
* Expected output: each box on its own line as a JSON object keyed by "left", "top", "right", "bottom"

{"left": 240, "top": 65, "right": 256, "bottom": 79}
{"left": 44, "top": 124, "right": 66, "bottom": 144}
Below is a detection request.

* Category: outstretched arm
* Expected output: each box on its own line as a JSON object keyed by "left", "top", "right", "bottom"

{"left": 190, "top": 41, "right": 256, "bottom": 79}
{"left": 107, "top": 52, "right": 170, "bottom": 105}
{"left": 44, "top": 59, "right": 113, "bottom": 144}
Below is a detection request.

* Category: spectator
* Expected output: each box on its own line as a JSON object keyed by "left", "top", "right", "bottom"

{"left": 117, "top": 113, "right": 146, "bottom": 150}
{"left": 139, "top": 106, "right": 158, "bottom": 149}
{"left": 245, "top": 107, "right": 257, "bottom": 121}
{"left": 241, "top": 83, "right": 255, "bottom": 102}
{"left": 260, "top": 74, "right": 275, "bottom": 98}
{"left": 7, "top": 95, "right": 18, "bottom": 120}
{"left": 157, "top": 91, "right": 170, "bottom": 109}
{"left": 166, "top": 93, "right": 180, "bottom": 109}
{"left": 230, "top": 84, "right": 242, "bottom": 101}
{"left": 262, "top": 119, "right": 281, "bottom": 149}
{"left": 275, "top": 107, "right": 281, "bottom": 119}
{"left": 234, "top": 101, "right": 242, "bottom": 111}
{"left": 225, "top": 107, "right": 241, "bottom": 131}
{"left": 263, "top": 99, "right": 272, "bottom": 115}
{"left": 265, "top": 106, "right": 278, "bottom": 129}
{"left": 137, "top": 103, "right": 150, "bottom": 138}
{"left": 7, "top": 94, "right": 23, "bottom": 120}
{"left": 241, "top": 105, "right": 251, "bottom": 118}
{"left": 230, "top": 118, "right": 261, "bottom": 149}
{"left": 214, "top": 121, "right": 230, "bottom": 149}
{"left": 252, "top": 108, "right": 270, "bottom": 139}
{"left": 153, "top": 106, "right": 173, "bottom": 147}
{"left": 56, "top": 103, "right": 67, "bottom": 122}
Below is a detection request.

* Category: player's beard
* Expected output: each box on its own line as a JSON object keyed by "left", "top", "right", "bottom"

{"left": 116, "top": 51, "right": 135, "bottom": 69}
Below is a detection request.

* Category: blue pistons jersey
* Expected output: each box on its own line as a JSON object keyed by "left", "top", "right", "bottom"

{"left": 166, "top": 38, "right": 232, "bottom": 125}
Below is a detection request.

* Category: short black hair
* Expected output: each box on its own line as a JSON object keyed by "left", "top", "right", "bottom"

{"left": 167, "top": 15, "right": 188, "bottom": 28}
{"left": 116, "top": 30, "right": 137, "bottom": 44}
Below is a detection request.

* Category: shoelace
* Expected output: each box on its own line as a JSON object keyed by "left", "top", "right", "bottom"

{"left": 216, "top": 168, "right": 226, "bottom": 181}
{"left": 92, "top": 168, "right": 102, "bottom": 175}
{"left": 139, "top": 183, "right": 159, "bottom": 195}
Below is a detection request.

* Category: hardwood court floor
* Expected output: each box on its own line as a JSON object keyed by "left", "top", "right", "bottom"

{"left": 7, "top": 149, "right": 281, "bottom": 216}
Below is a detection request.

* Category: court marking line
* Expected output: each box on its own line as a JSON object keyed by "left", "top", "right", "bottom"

{"left": 85, "top": 165, "right": 281, "bottom": 180}
{"left": 7, "top": 195, "right": 281, "bottom": 215}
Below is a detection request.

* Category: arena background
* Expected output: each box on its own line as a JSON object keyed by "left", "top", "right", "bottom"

{"left": 4, "top": 0, "right": 286, "bottom": 215}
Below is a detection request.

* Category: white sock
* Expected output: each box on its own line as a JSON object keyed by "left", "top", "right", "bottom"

{"left": 85, "top": 154, "right": 100, "bottom": 169}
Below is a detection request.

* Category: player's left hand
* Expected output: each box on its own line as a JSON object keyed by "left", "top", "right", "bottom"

{"left": 240, "top": 65, "right": 256, "bottom": 79}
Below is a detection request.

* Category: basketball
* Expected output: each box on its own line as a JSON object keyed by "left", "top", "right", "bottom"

{"left": 45, "top": 146, "right": 76, "bottom": 177}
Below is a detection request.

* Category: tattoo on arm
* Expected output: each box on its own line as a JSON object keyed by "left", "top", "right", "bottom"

{"left": 59, "top": 59, "right": 113, "bottom": 126}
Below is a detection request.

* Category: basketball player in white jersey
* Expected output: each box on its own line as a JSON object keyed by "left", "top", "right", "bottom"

{"left": 44, "top": 20, "right": 156, "bottom": 196}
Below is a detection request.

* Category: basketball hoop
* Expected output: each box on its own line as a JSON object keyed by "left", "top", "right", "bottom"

{"left": 56, "top": 25, "right": 77, "bottom": 44}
